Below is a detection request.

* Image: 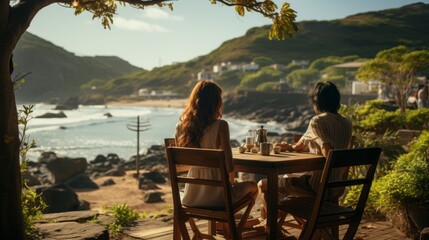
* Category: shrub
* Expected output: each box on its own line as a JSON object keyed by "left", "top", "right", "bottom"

{"left": 18, "top": 105, "right": 47, "bottom": 238}
{"left": 404, "top": 108, "right": 429, "bottom": 130}
{"left": 374, "top": 131, "right": 429, "bottom": 214}
{"left": 105, "top": 204, "right": 140, "bottom": 236}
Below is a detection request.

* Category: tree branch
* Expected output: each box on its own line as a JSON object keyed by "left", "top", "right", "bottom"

{"left": 7, "top": 0, "right": 58, "bottom": 48}
{"left": 216, "top": 0, "right": 274, "bottom": 18}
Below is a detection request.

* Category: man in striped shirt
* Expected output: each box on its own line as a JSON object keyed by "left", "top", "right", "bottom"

{"left": 258, "top": 81, "right": 352, "bottom": 225}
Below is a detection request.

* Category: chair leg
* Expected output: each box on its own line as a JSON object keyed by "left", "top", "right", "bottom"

{"left": 177, "top": 215, "right": 190, "bottom": 240}
{"left": 343, "top": 221, "right": 360, "bottom": 240}
{"left": 330, "top": 225, "right": 339, "bottom": 239}
{"left": 237, "top": 200, "right": 255, "bottom": 235}
{"left": 173, "top": 222, "right": 181, "bottom": 240}
{"left": 208, "top": 220, "right": 216, "bottom": 236}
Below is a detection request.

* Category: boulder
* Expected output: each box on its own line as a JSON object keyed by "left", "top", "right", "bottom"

{"left": 104, "top": 167, "right": 126, "bottom": 177}
{"left": 41, "top": 210, "right": 99, "bottom": 223}
{"left": 138, "top": 178, "right": 160, "bottom": 190}
{"left": 144, "top": 191, "right": 164, "bottom": 203}
{"left": 78, "top": 200, "right": 91, "bottom": 211}
{"left": 99, "top": 178, "right": 115, "bottom": 186}
{"left": 142, "top": 171, "right": 166, "bottom": 184}
{"left": 36, "top": 183, "right": 80, "bottom": 213}
{"left": 66, "top": 173, "right": 99, "bottom": 189}
{"left": 91, "top": 155, "right": 107, "bottom": 164}
{"left": 47, "top": 157, "right": 87, "bottom": 183}
{"left": 35, "top": 222, "right": 108, "bottom": 240}
{"left": 38, "top": 152, "right": 57, "bottom": 164}
{"left": 106, "top": 153, "right": 121, "bottom": 165}
{"left": 35, "top": 111, "right": 67, "bottom": 118}
{"left": 23, "top": 171, "right": 41, "bottom": 186}
{"left": 55, "top": 97, "right": 79, "bottom": 110}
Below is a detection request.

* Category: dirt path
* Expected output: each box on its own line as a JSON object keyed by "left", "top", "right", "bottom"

{"left": 76, "top": 171, "right": 173, "bottom": 215}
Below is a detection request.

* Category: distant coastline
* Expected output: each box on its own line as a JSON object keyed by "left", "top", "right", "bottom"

{"left": 107, "top": 98, "right": 188, "bottom": 108}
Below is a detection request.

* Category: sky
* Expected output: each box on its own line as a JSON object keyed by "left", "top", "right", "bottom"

{"left": 27, "top": 0, "right": 429, "bottom": 70}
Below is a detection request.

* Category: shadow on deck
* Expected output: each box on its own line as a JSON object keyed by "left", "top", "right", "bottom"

{"left": 125, "top": 216, "right": 410, "bottom": 240}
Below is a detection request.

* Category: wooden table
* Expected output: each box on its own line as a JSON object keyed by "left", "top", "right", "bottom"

{"left": 233, "top": 148, "right": 325, "bottom": 240}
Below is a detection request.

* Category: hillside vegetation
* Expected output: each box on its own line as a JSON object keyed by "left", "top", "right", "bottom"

{"left": 90, "top": 2, "right": 429, "bottom": 98}
{"left": 14, "top": 3, "right": 429, "bottom": 101}
{"left": 13, "top": 32, "right": 142, "bottom": 102}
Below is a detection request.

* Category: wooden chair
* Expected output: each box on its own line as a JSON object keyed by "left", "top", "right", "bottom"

{"left": 164, "top": 138, "right": 176, "bottom": 147}
{"left": 277, "top": 147, "right": 381, "bottom": 240}
{"left": 166, "top": 145, "right": 256, "bottom": 240}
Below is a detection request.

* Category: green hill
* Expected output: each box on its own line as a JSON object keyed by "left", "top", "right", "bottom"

{"left": 14, "top": 3, "right": 429, "bottom": 101}
{"left": 92, "top": 2, "right": 429, "bottom": 97}
{"left": 13, "top": 32, "right": 142, "bottom": 102}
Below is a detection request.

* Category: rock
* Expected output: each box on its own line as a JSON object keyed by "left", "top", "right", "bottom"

{"left": 37, "top": 183, "right": 80, "bottom": 213}
{"left": 91, "top": 155, "right": 107, "bottom": 164}
{"left": 55, "top": 97, "right": 79, "bottom": 110}
{"left": 40, "top": 210, "right": 99, "bottom": 222}
{"left": 35, "top": 222, "right": 108, "bottom": 240}
{"left": 35, "top": 111, "right": 67, "bottom": 118}
{"left": 142, "top": 171, "right": 166, "bottom": 184}
{"left": 78, "top": 200, "right": 91, "bottom": 211}
{"left": 47, "top": 157, "right": 87, "bottom": 183}
{"left": 138, "top": 178, "right": 160, "bottom": 190}
{"left": 23, "top": 171, "right": 41, "bottom": 186}
{"left": 104, "top": 167, "right": 126, "bottom": 177}
{"left": 144, "top": 191, "right": 164, "bottom": 203}
{"left": 66, "top": 173, "right": 99, "bottom": 189}
{"left": 100, "top": 178, "right": 115, "bottom": 186}
{"left": 106, "top": 153, "right": 121, "bottom": 165}
{"left": 38, "top": 152, "right": 57, "bottom": 164}
{"left": 149, "top": 145, "right": 164, "bottom": 153}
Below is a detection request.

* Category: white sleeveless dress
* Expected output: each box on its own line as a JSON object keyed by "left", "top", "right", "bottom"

{"left": 176, "top": 120, "right": 254, "bottom": 208}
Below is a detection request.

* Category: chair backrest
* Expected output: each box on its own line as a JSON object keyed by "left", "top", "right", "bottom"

{"left": 165, "top": 146, "right": 236, "bottom": 222}
{"left": 164, "top": 138, "right": 176, "bottom": 147}
{"left": 310, "top": 147, "right": 381, "bottom": 228}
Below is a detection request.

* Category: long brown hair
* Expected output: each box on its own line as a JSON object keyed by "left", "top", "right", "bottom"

{"left": 178, "top": 80, "right": 223, "bottom": 147}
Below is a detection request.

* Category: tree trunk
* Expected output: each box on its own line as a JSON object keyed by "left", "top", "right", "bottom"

{"left": 0, "top": 45, "right": 23, "bottom": 239}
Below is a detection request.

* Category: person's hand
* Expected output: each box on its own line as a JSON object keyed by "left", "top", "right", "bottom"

{"left": 275, "top": 143, "right": 294, "bottom": 152}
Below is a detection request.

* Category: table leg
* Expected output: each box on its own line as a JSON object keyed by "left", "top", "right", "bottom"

{"left": 266, "top": 170, "right": 278, "bottom": 240}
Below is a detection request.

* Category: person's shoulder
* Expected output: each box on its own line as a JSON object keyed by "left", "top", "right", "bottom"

{"left": 218, "top": 119, "right": 229, "bottom": 128}
{"left": 175, "top": 122, "right": 182, "bottom": 131}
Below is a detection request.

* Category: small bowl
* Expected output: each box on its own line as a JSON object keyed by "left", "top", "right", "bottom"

{"left": 238, "top": 146, "right": 246, "bottom": 153}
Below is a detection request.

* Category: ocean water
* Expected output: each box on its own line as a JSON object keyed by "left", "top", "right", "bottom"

{"left": 22, "top": 103, "right": 286, "bottom": 162}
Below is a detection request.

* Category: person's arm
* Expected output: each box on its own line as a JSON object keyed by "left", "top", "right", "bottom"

{"left": 292, "top": 140, "right": 306, "bottom": 152}
{"left": 321, "top": 142, "right": 332, "bottom": 158}
{"left": 218, "top": 120, "right": 234, "bottom": 181}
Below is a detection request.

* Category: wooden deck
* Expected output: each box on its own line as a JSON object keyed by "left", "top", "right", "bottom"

{"left": 125, "top": 215, "right": 410, "bottom": 240}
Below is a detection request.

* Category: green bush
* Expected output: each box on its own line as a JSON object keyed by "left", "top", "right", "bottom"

{"left": 240, "top": 67, "right": 283, "bottom": 89}
{"left": 18, "top": 105, "right": 47, "bottom": 238}
{"left": 256, "top": 81, "right": 277, "bottom": 91}
{"left": 359, "top": 109, "right": 403, "bottom": 134}
{"left": 375, "top": 131, "right": 429, "bottom": 213}
{"left": 404, "top": 108, "right": 429, "bottom": 130}
{"left": 105, "top": 203, "right": 140, "bottom": 236}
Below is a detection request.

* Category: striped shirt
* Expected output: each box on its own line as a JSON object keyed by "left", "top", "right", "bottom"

{"left": 300, "top": 112, "right": 352, "bottom": 197}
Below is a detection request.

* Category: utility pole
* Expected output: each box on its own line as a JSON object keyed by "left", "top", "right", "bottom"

{"left": 126, "top": 116, "right": 150, "bottom": 178}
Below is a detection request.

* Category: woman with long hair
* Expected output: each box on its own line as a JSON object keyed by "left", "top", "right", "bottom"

{"left": 175, "top": 80, "right": 258, "bottom": 207}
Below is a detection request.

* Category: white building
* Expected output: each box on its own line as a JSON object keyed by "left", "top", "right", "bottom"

{"left": 352, "top": 80, "right": 380, "bottom": 95}
{"left": 197, "top": 69, "right": 217, "bottom": 81}
{"left": 212, "top": 61, "right": 259, "bottom": 75}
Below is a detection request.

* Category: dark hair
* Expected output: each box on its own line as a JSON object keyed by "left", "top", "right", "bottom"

{"left": 178, "top": 80, "right": 223, "bottom": 147}
{"left": 308, "top": 81, "right": 341, "bottom": 114}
